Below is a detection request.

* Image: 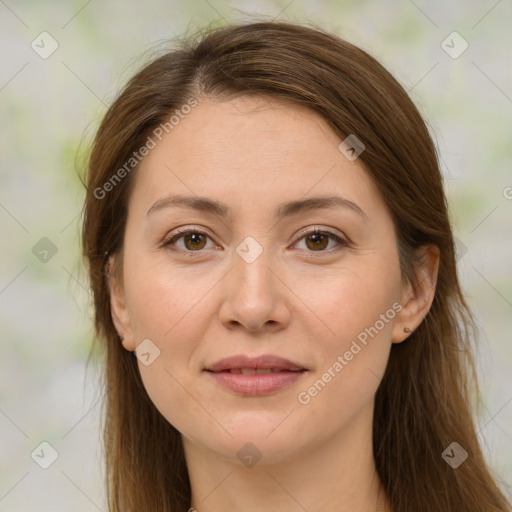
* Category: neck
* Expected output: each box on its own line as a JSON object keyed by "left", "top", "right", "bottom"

{"left": 182, "top": 401, "right": 391, "bottom": 512}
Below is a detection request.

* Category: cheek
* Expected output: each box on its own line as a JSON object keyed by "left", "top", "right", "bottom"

{"left": 294, "top": 293, "right": 395, "bottom": 442}
{"left": 293, "top": 255, "right": 399, "bottom": 413}
{"left": 123, "top": 258, "right": 210, "bottom": 400}
{"left": 124, "top": 257, "right": 207, "bottom": 340}
{"left": 125, "top": 265, "right": 203, "bottom": 433}
{"left": 298, "top": 259, "right": 400, "bottom": 351}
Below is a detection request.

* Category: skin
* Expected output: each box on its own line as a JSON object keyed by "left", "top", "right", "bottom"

{"left": 108, "top": 94, "right": 439, "bottom": 512}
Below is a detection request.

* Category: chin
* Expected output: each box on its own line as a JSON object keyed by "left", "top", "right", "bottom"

{"left": 196, "top": 416, "right": 313, "bottom": 464}
{"left": 208, "top": 434, "right": 305, "bottom": 467}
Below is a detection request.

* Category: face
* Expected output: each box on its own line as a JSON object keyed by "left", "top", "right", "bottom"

{"left": 109, "top": 94, "right": 416, "bottom": 465}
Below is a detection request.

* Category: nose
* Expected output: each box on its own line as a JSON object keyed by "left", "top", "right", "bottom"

{"left": 218, "top": 247, "right": 291, "bottom": 333}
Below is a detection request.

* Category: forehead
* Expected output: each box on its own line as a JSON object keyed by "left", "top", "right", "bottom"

{"left": 128, "top": 95, "right": 382, "bottom": 221}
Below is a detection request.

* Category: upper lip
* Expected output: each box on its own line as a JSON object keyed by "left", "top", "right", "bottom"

{"left": 205, "top": 354, "right": 307, "bottom": 372}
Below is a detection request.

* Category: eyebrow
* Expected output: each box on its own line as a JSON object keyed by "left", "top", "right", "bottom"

{"left": 146, "top": 194, "right": 369, "bottom": 222}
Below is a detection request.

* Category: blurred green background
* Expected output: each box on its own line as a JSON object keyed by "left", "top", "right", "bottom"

{"left": 1, "top": 0, "right": 511, "bottom": 509}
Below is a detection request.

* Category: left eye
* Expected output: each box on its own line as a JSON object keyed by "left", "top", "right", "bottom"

{"left": 293, "top": 228, "right": 346, "bottom": 253}
{"left": 163, "top": 228, "right": 346, "bottom": 253}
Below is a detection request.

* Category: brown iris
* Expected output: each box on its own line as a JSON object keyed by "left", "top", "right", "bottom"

{"left": 183, "top": 232, "right": 207, "bottom": 251}
{"left": 305, "top": 232, "right": 329, "bottom": 251}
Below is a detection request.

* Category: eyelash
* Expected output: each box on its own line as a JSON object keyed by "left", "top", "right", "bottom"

{"left": 162, "top": 227, "right": 348, "bottom": 256}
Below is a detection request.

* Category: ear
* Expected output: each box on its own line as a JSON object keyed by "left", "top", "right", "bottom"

{"left": 106, "top": 255, "right": 136, "bottom": 351}
{"left": 391, "top": 244, "right": 440, "bottom": 344}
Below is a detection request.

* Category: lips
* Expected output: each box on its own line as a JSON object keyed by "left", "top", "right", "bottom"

{"left": 204, "top": 354, "right": 308, "bottom": 396}
{"left": 205, "top": 354, "right": 307, "bottom": 373}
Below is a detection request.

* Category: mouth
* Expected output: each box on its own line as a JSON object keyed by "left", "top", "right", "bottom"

{"left": 204, "top": 354, "right": 308, "bottom": 396}
{"left": 205, "top": 354, "right": 308, "bottom": 373}
{"left": 208, "top": 368, "right": 305, "bottom": 375}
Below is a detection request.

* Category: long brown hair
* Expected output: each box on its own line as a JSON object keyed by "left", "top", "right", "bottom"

{"left": 81, "top": 19, "right": 511, "bottom": 512}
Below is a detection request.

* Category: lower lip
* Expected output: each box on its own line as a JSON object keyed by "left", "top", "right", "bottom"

{"left": 205, "top": 370, "right": 306, "bottom": 396}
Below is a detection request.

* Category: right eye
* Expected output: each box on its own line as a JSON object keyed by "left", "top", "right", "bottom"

{"left": 162, "top": 228, "right": 218, "bottom": 253}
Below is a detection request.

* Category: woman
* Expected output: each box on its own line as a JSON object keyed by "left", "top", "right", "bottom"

{"left": 81, "top": 19, "right": 511, "bottom": 512}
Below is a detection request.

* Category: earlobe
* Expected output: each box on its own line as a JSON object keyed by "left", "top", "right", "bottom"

{"left": 392, "top": 244, "right": 440, "bottom": 344}
{"left": 120, "top": 336, "right": 136, "bottom": 352}
{"left": 106, "top": 255, "right": 136, "bottom": 351}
